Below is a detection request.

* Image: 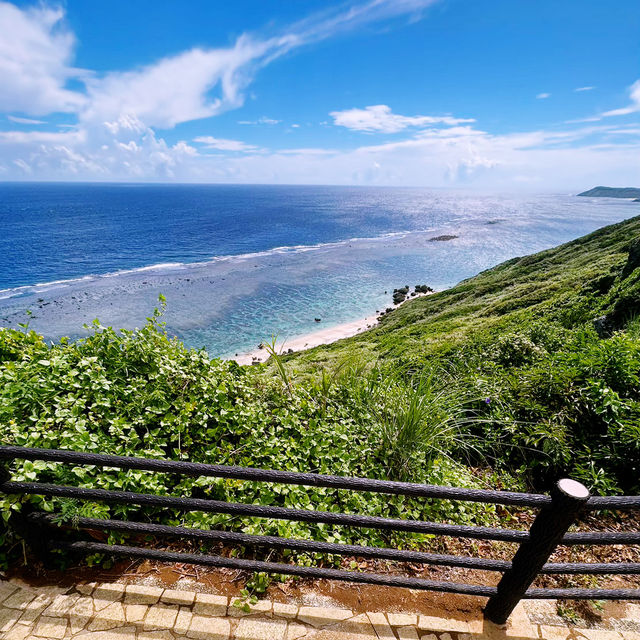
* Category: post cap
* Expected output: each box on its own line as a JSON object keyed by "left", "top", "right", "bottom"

{"left": 557, "top": 478, "right": 590, "bottom": 500}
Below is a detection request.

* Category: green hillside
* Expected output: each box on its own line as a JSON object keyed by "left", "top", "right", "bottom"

{"left": 287, "top": 215, "right": 640, "bottom": 370}
{"left": 1, "top": 216, "right": 639, "bottom": 568}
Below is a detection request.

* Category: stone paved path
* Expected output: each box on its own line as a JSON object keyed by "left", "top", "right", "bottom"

{"left": 1, "top": 578, "right": 639, "bottom": 640}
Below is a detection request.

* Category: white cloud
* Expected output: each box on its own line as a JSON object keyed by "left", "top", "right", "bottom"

{"left": 575, "top": 86, "right": 595, "bottom": 92}
{"left": 193, "top": 136, "right": 260, "bottom": 152}
{"left": 80, "top": 36, "right": 292, "bottom": 129}
{"left": 238, "top": 117, "right": 281, "bottom": 125}
{"left": 0, "top": 1, "right": 638, "bottom": 189}
{"left": 7, "top": 115, "right": 47, "bottom": 125}
{"left": 601, "top": 79, "right": 640, "bottom": 117}
{"left": 0, "top": 2, "right": 85, "bottom": 115}
{"left": 536, "top": 93, "right": 551, "bottom": 99}
{"left": 330, "top": 105, "right": 474, "bottom": 133}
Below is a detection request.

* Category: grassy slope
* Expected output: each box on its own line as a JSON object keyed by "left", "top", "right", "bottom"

{"left": 285, "top": 215, "right": 640, "bottom": 373}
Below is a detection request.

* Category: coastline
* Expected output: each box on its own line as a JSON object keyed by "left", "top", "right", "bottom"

{"left": 230, "top": 291, "right": 433, "bottom": 365}
{"left": 231, "top": 313, "right": 381, "bottom": 365}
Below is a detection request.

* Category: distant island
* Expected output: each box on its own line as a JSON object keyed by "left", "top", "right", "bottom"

{"left": 577, "top": 186, "right": 640, "bottom": 198}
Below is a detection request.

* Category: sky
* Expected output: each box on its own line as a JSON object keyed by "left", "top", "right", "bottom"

{"left": 0, "top": 0, "right": 639, "bottom": 189}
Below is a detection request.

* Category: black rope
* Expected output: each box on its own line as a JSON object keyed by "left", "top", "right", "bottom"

{"left": 1, "top": 481, "right": 528, "bottom": 542}
{"left": 29, "top": 513, "right": 511, "bottom": 571}
{"left": 0, "top": 445, "right": 550, "bottom": 507}
{"left": 52, "top": 540, "right": 498, "bottom": 597}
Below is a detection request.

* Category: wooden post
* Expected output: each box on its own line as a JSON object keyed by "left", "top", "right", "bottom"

{"left": 484, "top": 478, "right": 590, "bottom": 625}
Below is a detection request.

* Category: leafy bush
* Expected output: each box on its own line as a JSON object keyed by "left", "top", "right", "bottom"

{"left": 0, "top": 306, "right": 495, "bottom": 568}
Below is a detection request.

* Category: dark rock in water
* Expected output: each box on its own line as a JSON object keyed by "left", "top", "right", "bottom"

{"left": 634, "top": 198, "right": 640, "bottom": 202}
{"left": 429, "top": 234, "right": 459, "bottom": 242}
{"left": 287, "top": 348, "right": 294, "bottom": 353}
{"left": 314, "top": 317, "right": 322, "bottom": 322}
{"left": 415, "top": 284, "right": 433, "bottom": 293}
{"left": 485, "top": 219, "right": 505, "bottom": 225}
{"left": 385, "top": 308, "right": 393, "bottom": 313}
{"left": 622, "top": 237, "right": 640, "bottom": 279}
{"left": 258, "top": 343, "right": 264, "bottom": 349}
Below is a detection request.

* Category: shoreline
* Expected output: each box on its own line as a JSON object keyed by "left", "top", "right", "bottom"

{"left": 231, "top": 313, "right": 381, "bottom": 365}
{"left": 230, "top": 292, "right": 432, "bottom": 365}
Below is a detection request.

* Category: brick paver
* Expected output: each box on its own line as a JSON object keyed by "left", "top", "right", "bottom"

{"left": 0, "top": 577, "right": 638, "bottom": 640}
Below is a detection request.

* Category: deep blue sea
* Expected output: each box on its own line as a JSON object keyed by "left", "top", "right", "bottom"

{"left": 0, "top": 183, "right": 636, "bottom": 357}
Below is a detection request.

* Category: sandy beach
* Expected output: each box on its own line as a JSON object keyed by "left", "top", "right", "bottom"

{"left": 231, "top": 312, "right": 381, "bottom": 365}
{"left": 231, "top": 291, "right": 434, "bottom": 365}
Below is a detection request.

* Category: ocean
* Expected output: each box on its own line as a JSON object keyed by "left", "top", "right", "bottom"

{"left": 0, "top": 182, "right": 636, "bottom": 358}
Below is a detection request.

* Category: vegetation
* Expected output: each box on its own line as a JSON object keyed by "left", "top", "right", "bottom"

{"left": 1, "top": 215, "right": 639, "bottom": 569}
{"left": 577, "top": 186, "right": 640, "bottom": 198}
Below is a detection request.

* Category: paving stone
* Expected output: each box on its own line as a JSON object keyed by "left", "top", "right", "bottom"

{"left": 417, "top": 615, "right": 470, "bottom": 633}
{"left": 234, "top": 616, "right": 288, "bottom": 640}
{"left": 388, "top": 613, "right": 418, "bottom": 627}
{"left": 420, "top": 634, "right": 438, "bottom": 640}
{"left": 366, "top": 611, "right": 395, "bottom": 640}
{"left": 87, "top": 601, "right": 127, "bottom": 631}
{"left": 539, "top": 624, "right": 573, "bottom": 640}
{"left": 125, "top": 602, "right": 148, "bottom": 622}
{"left": 397, "top": 626, "right": 420, "bottom": 640}
{"left": 76, "top": 582, "right": 97, "bottom": 596}
{"left": 43, "top": 593, "right": 80, "bottom": 617}
{"left": 297, "top": 606, "right": 353, "bottom": 628}
{"left": 194, "top": 593, "right": 228, "bottom": 616}
{"left": 33, "top": 615, "right": 68, "bottom": 639}
{"left": 188, "top": 613, "right": 231, "bottom": 640}
{"left": 143, "top": 603, "right": 179, "bottom": 631}
{"left": 0, "top": 605, "right": 21, "bottom": 633}
{"left": 483, "top": 603, "right": 537, "bottom": 639}
{"left": 624, "top": 603, "right": 640, "bottom": 619}
{"left": 162, "top": 588, "right": 196, "bottom": 606}
{"left": 575, "top": 630, "right": 624, "bottom": 640}
{"left": 93, "top": 583, "right": 125, "bottom": 602}
{"left": 229, "top": 599, "right": 273, "bottom": 618}
{"left": 175, "top": 607, "right": 194, "bottom": 635}
{"left": 75, "top": 626, "right": 137, "bottom": 640}
{"left": 0, "top": 582, "right": 18, "bottom": 603}
{"left": 2, "top": 587, "right": 36, "bottom": 610}
{"left": 4, "top": 622, "right": 32, "bottom": 640}
{"left": 465, "top": 616, "right": 485, "bottom": 635}
{"left": 124, "top": 584, "right": 164, "bottom": 605}
{"left": 35, "top": 584, "right": 68, "bottom": 599}
{"left": 17, "top": 593, "right": 51, "bottom": 625}
{"left": 287, "top": 622, "right": 311, "bottom": 640}
{"left": 315, "top": 614, "right": 377, "bottom": 640}
{"left": 69, "top": 596, "right": 95, "bottom": 634}
{"left": 139, "top": 631, "right": 175, "bottom": 640}
{"left": 273, "top": 603, "right": 299, "bottom": 619}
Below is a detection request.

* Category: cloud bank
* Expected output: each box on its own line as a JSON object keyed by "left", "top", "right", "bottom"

{"left": 0, "top": 0, "right": 639, "bottom": 189}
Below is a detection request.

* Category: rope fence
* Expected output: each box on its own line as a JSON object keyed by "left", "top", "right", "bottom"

{"left": 0, "top": 445, "right": 638, "bottom": 625}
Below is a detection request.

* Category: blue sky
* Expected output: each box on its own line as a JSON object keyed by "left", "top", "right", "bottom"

{"left": 1, "top": 0, "right": 639, "bottom": 188}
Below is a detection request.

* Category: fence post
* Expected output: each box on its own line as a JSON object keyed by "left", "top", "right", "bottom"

{"left": 484, "top": 478, "right": 590, "bottom": 625}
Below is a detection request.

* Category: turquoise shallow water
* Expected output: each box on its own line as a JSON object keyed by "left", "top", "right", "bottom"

{"left": 0, "top": 184, "right": 635, "bottom": 358}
